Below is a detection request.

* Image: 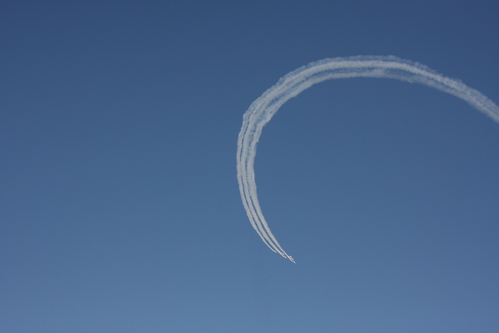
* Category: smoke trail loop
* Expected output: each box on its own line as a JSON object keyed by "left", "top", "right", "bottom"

{"left": 237, "top": 56, "right": 499, "bottom": 263}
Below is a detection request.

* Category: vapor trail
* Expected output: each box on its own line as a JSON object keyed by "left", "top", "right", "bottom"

{"left": 237, "top": 56, "right": 499, "bottom": 263}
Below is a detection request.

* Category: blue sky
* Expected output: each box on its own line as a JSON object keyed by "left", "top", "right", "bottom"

{"left": 1, "top": 1, "right": 498, "bottom": 332}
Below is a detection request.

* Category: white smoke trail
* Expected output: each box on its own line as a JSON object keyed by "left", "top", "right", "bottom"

{"left": 237, "top": 55, "right": 499, "bottom": 263}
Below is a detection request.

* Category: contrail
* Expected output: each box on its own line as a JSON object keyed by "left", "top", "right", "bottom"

{"left": 237, "top": 55, "right": 499, "bottom": 263}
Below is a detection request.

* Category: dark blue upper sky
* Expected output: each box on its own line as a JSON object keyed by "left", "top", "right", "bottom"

{"left": 2, "top": 1, "right": 498, "bottom": 332}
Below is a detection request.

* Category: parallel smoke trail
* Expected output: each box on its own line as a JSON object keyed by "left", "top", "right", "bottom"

{"left": 237, "top": 56, "right": 499, "bottom": 263}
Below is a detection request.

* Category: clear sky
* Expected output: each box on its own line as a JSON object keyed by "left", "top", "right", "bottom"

{"left": 2, "top": 1, "right": 498, "bottom": 332}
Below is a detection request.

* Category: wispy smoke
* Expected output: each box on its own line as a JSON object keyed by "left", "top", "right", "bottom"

{"left": 237, "top": 56, "right": 499, "bottom": 263}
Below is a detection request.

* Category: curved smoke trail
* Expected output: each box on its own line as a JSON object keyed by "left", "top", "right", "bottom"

{"left": 237, "top": 55, "right": 499, "bottom": 263}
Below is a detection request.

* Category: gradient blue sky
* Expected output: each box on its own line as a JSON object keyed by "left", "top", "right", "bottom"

{"left": 2, "top": 1, "right": 498, "bottom": 332}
